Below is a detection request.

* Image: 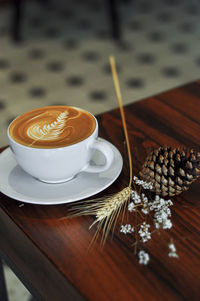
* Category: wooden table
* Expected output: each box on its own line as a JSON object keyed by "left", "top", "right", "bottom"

{"left": 1, "top": 81, "right": 200, "bottom": 301}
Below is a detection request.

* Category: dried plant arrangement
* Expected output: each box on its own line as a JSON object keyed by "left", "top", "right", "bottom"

{"left": 70, "top": 56, "right": 200, "bottom": 265}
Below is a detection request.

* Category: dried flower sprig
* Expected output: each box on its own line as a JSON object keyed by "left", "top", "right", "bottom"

{"left": 138, "top": 250, "right": 150, "bottom": 265}
{"left": 120, "top": 224, "right": 134, "bottom": 234}
{"left": 120, "top": 177, "right": 179, "bottom": 264}
{"left": 168, "top": 241, "right": 179, "bottom": 258}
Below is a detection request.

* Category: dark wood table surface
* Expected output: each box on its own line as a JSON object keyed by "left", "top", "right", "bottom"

{"left": 1, "top": 81, "right": 200, "bottom": 301}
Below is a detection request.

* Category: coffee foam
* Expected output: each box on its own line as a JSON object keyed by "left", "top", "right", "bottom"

{"left": 9, "top": 106, "right": 96, "bottom": 148}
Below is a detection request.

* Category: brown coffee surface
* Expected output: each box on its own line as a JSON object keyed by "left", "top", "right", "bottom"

{"left": 9, "top": 106, "right": 96, "bottom": 148}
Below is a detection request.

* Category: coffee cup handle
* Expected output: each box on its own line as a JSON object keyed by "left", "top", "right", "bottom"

{"left": 83, "top": 139, "right": 114, "bottom": 173}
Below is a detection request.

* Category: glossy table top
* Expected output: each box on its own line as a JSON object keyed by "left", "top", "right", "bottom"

{"left": 1, "top": 81, "right": 200, "bottom": 301}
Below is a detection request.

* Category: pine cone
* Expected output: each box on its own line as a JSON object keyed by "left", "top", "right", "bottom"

{"left": 139, "top": 146, "right": 200, "bottom": 197}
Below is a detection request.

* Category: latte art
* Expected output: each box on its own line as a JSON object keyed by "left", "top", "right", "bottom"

{"left": 9, "top": 106, "right": 96, "bottom": 148}
{"left": 27, "top": 111, "right": 69, "bottom": 144}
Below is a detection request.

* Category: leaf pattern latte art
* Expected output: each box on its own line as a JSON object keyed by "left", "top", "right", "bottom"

{"left": 27, "top": 111, "right": 69, "bottom": 144}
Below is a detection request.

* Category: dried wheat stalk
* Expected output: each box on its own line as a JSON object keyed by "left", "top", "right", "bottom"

{"left": 70, "top": 56, "right": 133, "bottom": 245}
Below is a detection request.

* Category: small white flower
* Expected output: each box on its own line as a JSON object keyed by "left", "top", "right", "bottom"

{"left": 120, "top": 224, "right": 134, "bottom": 234}
{"left": 169, "top": 242, "right": 176, "bottom": 252}
{"left": 168, "top": 243, "right": 179, "bottom": 258}
{"left": 139, "top": 222, "right": 151, "bottom": 243}
{"left": 138, "top": 250, "right": 150, "bottom": 265}
{"left": 131, "top": 190, "right": 141, "bottom": 204}
{"left": 141, "top": 208, "right": 149, "bottom": 215}
{"left": 163, "top": 219, "right": 172, "bottom": 229}
{"left": 166, "top": 199, "right": 173, "bottom": 206}
{"left": 141, "top": 193, "right": 148, "bottom": 203}
{"left": 133, "top": 176, "right": 153, "bottom": 190}
{"left": 149, "top": 196, "right": 173, "bottom": 230}
{"left": 128, "top": 202, "right": 136, "bottom": 212}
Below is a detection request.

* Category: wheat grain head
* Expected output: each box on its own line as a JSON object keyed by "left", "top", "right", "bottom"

{"left": 70, "top": 187, "right": 132, "bottom": 246}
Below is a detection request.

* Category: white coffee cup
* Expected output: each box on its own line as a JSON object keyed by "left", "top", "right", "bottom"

{"left": 7, "top": 108, "right": 114, "bottom": 183}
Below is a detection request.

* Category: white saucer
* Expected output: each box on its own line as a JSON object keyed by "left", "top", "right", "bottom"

{"left": 0, "top": 139, "right": 123, "bottom": 205}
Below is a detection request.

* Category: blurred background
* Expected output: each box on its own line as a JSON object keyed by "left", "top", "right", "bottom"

{"left": 0, "top": 0, "right": 200, "bottom": 299}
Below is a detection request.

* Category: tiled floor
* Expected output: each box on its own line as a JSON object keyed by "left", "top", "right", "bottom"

{"left": 0, "top": 0, "right": 200, "bottom": 299}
